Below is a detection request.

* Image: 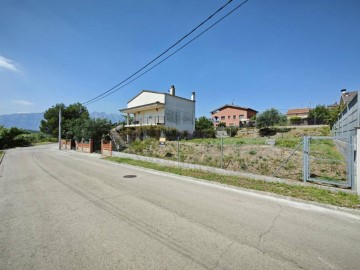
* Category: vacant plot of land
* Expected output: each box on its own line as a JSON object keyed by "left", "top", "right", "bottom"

{"left": 123, "top": 133, "right": 346, "bottom": 182}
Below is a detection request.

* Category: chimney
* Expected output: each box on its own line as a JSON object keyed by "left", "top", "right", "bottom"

{"left": 169, "top": 85, "right": 175, "bottom": 96}
{"left": 341, "top": 89, "right": 346, "bottom": 94}
{"left": 191, "top": 91, "right": 196, "bottom": 101}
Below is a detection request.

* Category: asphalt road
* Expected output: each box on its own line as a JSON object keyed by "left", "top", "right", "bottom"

{"left": 0, "top": 144, "right": 359, "bottom": 270}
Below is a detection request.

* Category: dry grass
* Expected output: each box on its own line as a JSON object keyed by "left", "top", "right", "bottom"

{"left": 124, "top": 139, "right": 346, "bottom": 182}
{"left": 122, "top": 126, "right": 345, "bottom": 182}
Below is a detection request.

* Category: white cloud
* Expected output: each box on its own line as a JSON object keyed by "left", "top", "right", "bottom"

{"left": 0, "top": 55, "right": 20, "bottom": 72}
{"left": 11, "top": 100, "right": 34, "bottom": 106}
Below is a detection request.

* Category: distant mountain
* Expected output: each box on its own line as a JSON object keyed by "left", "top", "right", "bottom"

{"left": 0, "top": 112, "right": 124, "bottom": 131}
{"left": 90, "top": 112, "right": 124, "bottom": 123}
{"left": 0, "top": 113, "right": 44, "bottom": 131}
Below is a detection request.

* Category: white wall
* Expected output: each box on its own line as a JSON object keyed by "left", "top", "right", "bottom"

{"left": 142, "top": 108, "right": 164, "bottom": 119}
{"left": 164, "top": 95, "right": 195, "bottom": 132}
{"left": 128, "top": 92, "right": 165, "bottom": 108}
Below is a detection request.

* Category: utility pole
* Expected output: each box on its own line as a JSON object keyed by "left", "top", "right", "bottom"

{"left": 58, "top": 106, "right": 62, "bottom": 150}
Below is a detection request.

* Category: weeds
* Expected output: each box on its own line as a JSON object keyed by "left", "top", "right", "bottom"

{"left": 121, "top": 126, "right": 346, "bottom": 182}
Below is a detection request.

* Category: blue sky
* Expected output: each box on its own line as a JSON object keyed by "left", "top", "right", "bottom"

{"left": 1, "top": 0, "right": 359, "bottom": 117}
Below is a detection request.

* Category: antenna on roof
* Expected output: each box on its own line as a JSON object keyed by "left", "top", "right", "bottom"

{"left": 232, "top": 99, "right": 234, "bottom": 105}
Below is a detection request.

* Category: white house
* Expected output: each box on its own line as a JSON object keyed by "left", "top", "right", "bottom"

{"left": 120, "top": 85, "right": 196, "bottom": 132}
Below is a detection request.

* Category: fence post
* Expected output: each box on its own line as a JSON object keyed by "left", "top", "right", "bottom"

{"left": 110, "top": 140, "right": 112, "bottom": 157}
{"left": 221, "top": 137, "right": 223, "bottom": 169}
{"left": 177, "top": 137, "right": 180, "bottom": 162}
{"left": 356, "top": 129, "right": 360, "bottom": 195}
{"left": 302, "top": 136, "right": 308, "bottom": 182}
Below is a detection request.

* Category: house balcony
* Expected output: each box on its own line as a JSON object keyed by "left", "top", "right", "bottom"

{"left": 120, "top": 101, "right": 166, "bottom": 128}
{"left": 125, "top": 116, "right": 165, "bottom": 127}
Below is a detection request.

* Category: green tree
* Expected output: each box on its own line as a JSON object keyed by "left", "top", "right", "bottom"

{"left": 255, "top": 108, "right": 287, "bottom": 128}
{"left": 67, "top": 118, "right": 112, "bottom": 150}
{"left": 308, "top": 105, "right": 330, "bottom": 125}
{"left": 0, "top": 126, "right": 32, "bottom": 149}
{"left": 40, "top": 103, "right": 90, "bottom": 137}
{"left": 64, "top": 118, "right": 84, "bottom": 141}
{"left": 40, "top": 104, "right": 64, "bottom": 137}
{"left": 82, "top": 118, "right": 112, "bottom": 142}
{"left": 327, "top": 104, "right": 344, "bottom": 128}
{"left": 195, "top": 116, "right": 214, "bottom": 131}
{"left": 63, "top": 103, "right": 90, "bottom": 121}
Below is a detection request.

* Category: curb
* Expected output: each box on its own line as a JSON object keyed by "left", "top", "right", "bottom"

{"left": 103, "top": 159, "right": 360, "bottom": 218}
{"left": 0, "top": 151, "right": 5, "bottom": 165}
{"left": 110, "top": 151, "right": 355, "bottom": 195}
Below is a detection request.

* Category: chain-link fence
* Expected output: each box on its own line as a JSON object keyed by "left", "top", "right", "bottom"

{"left": 303, "top": 136, "right": 352, "bottom": 187}
{"left": 119, "top": 137, "right": 307, "bottom": 181}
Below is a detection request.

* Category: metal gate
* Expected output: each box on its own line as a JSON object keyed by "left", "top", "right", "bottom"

{"left": 303, "top": 136, "right": 354, "bottom": 189}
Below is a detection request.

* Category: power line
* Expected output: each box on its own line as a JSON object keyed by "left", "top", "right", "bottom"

{"left": 82, "top": 0, "right": 238, "bottom": 106}
{"left": 84, "top": 0, "right": 250, "bottom": 106}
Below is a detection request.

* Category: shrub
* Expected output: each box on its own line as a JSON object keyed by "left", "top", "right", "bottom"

{"left": 162, "top": 127, "right": 179, "bottom": 141}
{"left": 193, "top": 129, "right": 215, "bottom": 139}
{"left": 249, "top": 150, "right": 257, "bottom": 155}
{"left": 259, "top": 127, "right": 292, "bottom": 137}
{"left": 275, "top": 138, "right": 301, "bottom": 148}
{"left": 13, "top": 134, "right": 34, "bottom": 147}
{"left": 0, "top": 127, "right": 32, "bottom": 149}
{"left": 289, "top": 117, "right": 302, "bottom": 125}
{"left": 259, "top": 127, "right": 278, "bottom": 137}
{"left": 225, "top": 127, "right": 239, "bottom": 137}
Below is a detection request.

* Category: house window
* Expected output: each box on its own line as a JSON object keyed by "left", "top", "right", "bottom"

{"left": 233, "top": 115, "right": 236, "bottom": 119}
{"left": 221, "top": 116, "right": 225, "bottom": 120}
{"left": 228, "top": 116, "right": 230, "bottom": 119}
{"left": 239, "top": 115, "right": 244, "bottom": 119}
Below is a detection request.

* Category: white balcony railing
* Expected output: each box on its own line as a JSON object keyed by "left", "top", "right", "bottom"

{"left": 131, "top": 116, "right": 165, "bottom": 126}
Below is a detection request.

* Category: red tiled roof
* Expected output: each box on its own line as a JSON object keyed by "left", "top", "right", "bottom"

{"left": 210, "top": 104, "right": 258, "bottom": 114}
{"left": 287, "top": 108, "right": 310, "bottom": 115}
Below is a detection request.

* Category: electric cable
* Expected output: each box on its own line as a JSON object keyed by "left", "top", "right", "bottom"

{"left": 82, "top": 0, "right": 236, "bottom": 105}
{"left": 84, "top": 0, "right": 249, "bottom": 105}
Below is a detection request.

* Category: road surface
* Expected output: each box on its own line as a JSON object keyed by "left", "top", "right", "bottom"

{"left": 0, "top": 144, "right": 359, "bottom": 269}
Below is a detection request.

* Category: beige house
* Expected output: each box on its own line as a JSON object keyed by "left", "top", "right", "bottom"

{"left": 286, "top": 108, "right": 310, "bottom": 119}
{"left": 120, "top": 86, "right": 196, "bottom": 132}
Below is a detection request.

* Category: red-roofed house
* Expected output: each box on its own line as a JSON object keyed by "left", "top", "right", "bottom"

{"left": 210, "top": 104, "right": 257, "bottom": 127}
{"left": 286, "top": 108, "right": 310, "bottom": 125}
{"left": 286, "top": 108, "right": 310, "bottom": 119}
